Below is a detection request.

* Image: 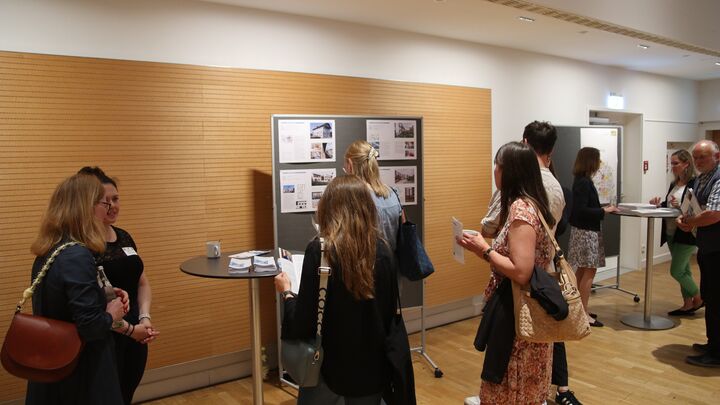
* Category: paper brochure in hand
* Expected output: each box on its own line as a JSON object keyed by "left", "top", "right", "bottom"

{"left": 680, "top": 188, "right": 703, "bottom": 217}
{"left": 277, "top": 248, "right": 304, "bottom": 294}
{"left": 452, "top": 217, "right": 465, "bottom": 264}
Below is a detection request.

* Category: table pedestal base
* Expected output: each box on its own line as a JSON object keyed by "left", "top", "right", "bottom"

{"left": 620, "top": 313, "right": 674, "bottom": 330}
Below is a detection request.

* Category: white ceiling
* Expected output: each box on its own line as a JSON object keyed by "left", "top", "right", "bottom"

{"left": 197, "top": 0, "right": 720, "bottom": 81}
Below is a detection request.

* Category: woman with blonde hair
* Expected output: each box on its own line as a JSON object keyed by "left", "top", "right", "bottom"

{"left": 344, "top": 140, "right": 402, "bottom": 251}
{"left": 649, "top": 149, "right": 702, "bottom": 315}
{"left": 275, "top": 175, "right": 402, "bottom": 404}
{"left": 26, "top": 173, "right": 129, "bottom": 405}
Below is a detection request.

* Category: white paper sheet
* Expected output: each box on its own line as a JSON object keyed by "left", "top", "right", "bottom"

{"left": 452, "top": 217, "right": 465, "bottom": 264}
{"left": 366, "top": 120, "right": 417, "bottom": 160}
{"left": 228, "top": 258, "right": 251, "bottom": 274}
{"left": 277, "top": 250, "right": 305, "bottom": 294}
{"left": 229, "top": 250, "right": 271, "bottom": 259}
{"left": 378, "top": 166, "right": 417, "bottom": 205}
{"left": 278, "top": 119, "right": 336, "bottom": 163}
{"left": 280, "top": 168, "right": 337, "bottom": 213}
{"left": 253, "top": 256, "right": 277, "bottom": 272}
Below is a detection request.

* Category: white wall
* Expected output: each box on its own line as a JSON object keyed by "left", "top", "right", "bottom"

{"left": 0, "top": 0, "right": 704, "bottom": 265}
{"left": 699, "top": 79, "right": 720, "bottom": 123}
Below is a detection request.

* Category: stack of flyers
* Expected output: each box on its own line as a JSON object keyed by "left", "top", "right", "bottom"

{"left": 228, "top": 258, "right": 252, "bottom": 274}
{"left": 253, "top": 256, "right": 277, "bottom": 272}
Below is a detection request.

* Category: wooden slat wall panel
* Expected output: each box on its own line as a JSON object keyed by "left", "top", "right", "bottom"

{"left": 0, "top": 51, "right": 490, "bottom": 400}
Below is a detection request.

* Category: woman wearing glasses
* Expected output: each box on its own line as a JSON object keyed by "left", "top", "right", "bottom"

{"left": 79, "top": 167, "right": 158, "bottom": 405}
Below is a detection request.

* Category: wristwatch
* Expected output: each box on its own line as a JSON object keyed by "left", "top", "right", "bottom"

{"left": 281, "top": 290, "right": 297, "bottom": 300}
{"left": 111, "top": 320, "right": 125, "bottom": 330}
{"left": 482, "top": 247, "right": 494, "bottom": 262}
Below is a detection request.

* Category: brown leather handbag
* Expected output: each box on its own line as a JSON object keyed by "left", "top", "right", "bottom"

{"left": 1, "top": 242, "right": 85, "bottom": 382}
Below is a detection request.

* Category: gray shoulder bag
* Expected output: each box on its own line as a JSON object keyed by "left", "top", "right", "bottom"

{"left": 281, "top": 237, "right": 331, "bottom": 387}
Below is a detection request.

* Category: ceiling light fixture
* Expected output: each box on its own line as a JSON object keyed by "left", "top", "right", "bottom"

{"left": 517, "top": 16, "right": 535, "bottom": 22}
{"left": 637, "top": 44, "right": 650, "bottom": 50}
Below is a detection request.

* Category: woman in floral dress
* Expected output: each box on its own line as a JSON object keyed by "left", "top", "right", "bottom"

{"left": 458, "top": 141, "right": 555, "bottom": 404}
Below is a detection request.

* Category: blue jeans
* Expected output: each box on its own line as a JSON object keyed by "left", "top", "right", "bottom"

{"left": 298, "top": 375, "right": 384, "bottom": 405}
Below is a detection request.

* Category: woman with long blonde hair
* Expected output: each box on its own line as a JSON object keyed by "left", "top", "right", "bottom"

{"left": 344, "top": 140, "right": 403, "bottom": 251}
{"left": 26, "top": 173, "right": 129, "bottom": 405}
{"left": 649, "top": 149, "right": 702, "bottom": 314}
{"left": 275, "top": 175, "right": 403, "bottom": 404}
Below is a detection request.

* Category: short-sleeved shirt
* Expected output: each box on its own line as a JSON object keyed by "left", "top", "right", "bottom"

{"left": 373, "top": 188, "right": 402, "bottom": 251}
{"left": 705, "top": 180, "right": 720, "bottom": 211}
{"left": 481, "top": 167, "right": 565, "bottom": 236}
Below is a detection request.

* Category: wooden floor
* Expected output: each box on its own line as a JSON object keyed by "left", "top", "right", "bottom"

{"left": 145, "top": 259, "right": 720, "bottom": 404}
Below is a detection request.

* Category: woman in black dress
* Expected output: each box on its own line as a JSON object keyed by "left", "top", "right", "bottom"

{"left": 80, "top": 167, "right": 158, "bottom": 404}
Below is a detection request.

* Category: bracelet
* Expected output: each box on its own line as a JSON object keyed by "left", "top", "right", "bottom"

{"left": 125, "top": 324, "right": 135, "bottom": 336}
{"left": 282, "top": 290, "right": 297, "bottom": 300}
{"left": 482, "top": 247, "right": 494, "bottom": 262}
{"left": 138, "top": 313, "right": 151, "bottom": 321}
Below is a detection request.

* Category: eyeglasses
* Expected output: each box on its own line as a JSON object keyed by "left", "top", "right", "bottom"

{"left": 97, "top": 201, "right": 111, "bottom": 212}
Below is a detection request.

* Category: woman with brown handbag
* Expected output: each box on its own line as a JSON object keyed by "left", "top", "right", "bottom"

{"left": 457, "top": 142, "right": 556, "bottom": 404}
{"left": 25, "top": 173, "right": 129, "bottom": 405}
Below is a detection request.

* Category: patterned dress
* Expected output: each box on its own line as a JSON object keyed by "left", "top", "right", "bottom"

{"left": 480, "top": 199, "right": 553, "bottom": 404}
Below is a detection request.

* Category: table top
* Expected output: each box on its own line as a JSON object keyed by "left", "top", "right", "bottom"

{"left": 180, "top": 254, "right": 280, "bottom": 279}
{"left": 611, "top": 207, "right": 681, "bottom": 218}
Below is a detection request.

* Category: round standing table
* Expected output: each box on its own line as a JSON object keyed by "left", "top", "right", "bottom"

{"left": 180, "top": 254, "right": 279, "bottom": 405}
{"left": 612, "top": 208, "right": 680, "bottom": 330}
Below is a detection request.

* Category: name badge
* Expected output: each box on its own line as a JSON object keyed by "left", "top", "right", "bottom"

{"left": 122, "top": 247, "right": 138, "bottom": 256}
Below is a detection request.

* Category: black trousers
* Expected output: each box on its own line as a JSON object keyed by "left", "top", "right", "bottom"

{"left": 551, "top": 342, "right": 568, "bottom": 387}
{"left": 697, "top": 250, "right": 720, "bottom": 357}
{"left": 113, "top": 334, "right": 149, "bottom": 405}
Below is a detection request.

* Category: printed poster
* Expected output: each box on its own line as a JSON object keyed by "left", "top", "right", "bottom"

{"left": 279, "top": 169, "right": 336, "bottom": 213}
{"left": 366, "top": 120, "right": 416, "bottom": 160}
{"left": 581, "top": 127, "right": 618, "bottom": 205}
{"left": 379, "top": 166, "right": 417, "bottom": 205}
{"left": 278, "top": 120, "right": 336, "bottom": 163}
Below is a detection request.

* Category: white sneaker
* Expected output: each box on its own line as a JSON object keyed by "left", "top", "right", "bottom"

{"left": 464, "top": 396, "right": 480, "bottom": 405}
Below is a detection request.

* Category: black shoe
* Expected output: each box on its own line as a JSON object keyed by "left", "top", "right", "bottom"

{"left": 668, "top": 307, "right": 696, "bottom": 316}
{"left": 589, "top": 312, "right": 597, "bottom": 319}
{"left": 589, "top": 318, "right": 604, "bottom": 327}
{"left": 692, "top": 343, "right": 709, "bottom": 353}
{"left": 556, "top": 390, "right": 583, "bottom": 405}
{"left": 686, "top": 354, "right": 720, "bottom": 368}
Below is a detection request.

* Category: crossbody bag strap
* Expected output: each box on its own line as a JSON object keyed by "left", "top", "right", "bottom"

{"left": 16, "top": 241, "right": 81, "bottom": 313}
{"left": 312, "top": 238, "right": 331, "bottom": 360}
{"left": 527, "top": 200, "right": 569, "bottom": 273}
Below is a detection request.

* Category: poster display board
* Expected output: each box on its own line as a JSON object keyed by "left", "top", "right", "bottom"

{"left": 272, "top": 115, "right": 425, "bottom": 308}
